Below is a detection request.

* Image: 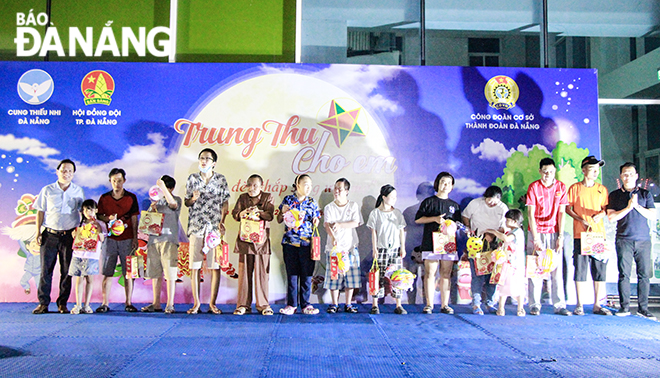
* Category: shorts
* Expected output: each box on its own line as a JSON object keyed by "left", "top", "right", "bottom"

{"left": 68, "top": 257, "right": 99, "bottom": 276}
{"left": 189, "top": 234, "right": 220, "bottom": 270}
{"left": 101, "top": 239, "right": 133, "bottom": 277}
{"left": 324, "top": 247, "right": 361, "bottom": 290}
{"left": 146, "top": 241, "right": 179, "bottom": 279}
{"left": 573, "top": 239, "right": 607, "bottom": 282}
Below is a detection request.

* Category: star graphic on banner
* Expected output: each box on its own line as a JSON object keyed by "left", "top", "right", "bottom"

{"left": 317, "top": 100, "right": 366, "bottom": 147}
{"left": 87, "top": 75, "right": 96, "bottom": 84}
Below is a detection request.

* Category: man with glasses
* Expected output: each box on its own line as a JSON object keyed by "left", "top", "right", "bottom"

{"left": 185, "top": 148, "right": 230, "bottom": 314}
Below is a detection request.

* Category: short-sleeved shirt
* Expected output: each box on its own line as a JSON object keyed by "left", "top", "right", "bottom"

{"left": 98, "top": 190, "right": 140, "bottom": 241}
{"left": 568, "top": 182, "right": 608, "bottom": 238}
{"left": 148, "top": 196, "right": 182, "bottom": 245}
{"left": 185, "top": 172, "right": 230, "bottom": 236}
{"left": 34, "top": 181, "right": 85, "bottom": 231}
{"left": 607, "top": 187, "right": 655, "bottom": 241}
{"left": 526, "top": 179, "right": 568, "bottom": 234}
{"left": 231, "top": 191, "right": 275, "bottom": 255}
{"left": 415, "top": 195, "right": 462, "bottom": 252}
{"left": 279, "top": 194, "right": 321, "bottom": 247}
{"left": 323, "top": 201, "right": 362, "bottom": 252}
{"left": 366, "top": 208, "right": 406, "bottom": 250}
{"left": 462, "top": 197, "right": 508, "bottom": 235}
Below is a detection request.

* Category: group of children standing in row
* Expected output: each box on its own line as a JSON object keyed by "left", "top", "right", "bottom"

{"left": 65, "top": 148, "right": 530, "bottom": 317}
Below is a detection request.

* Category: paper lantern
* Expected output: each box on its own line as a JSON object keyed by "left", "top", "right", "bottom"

{"left": 148, "top": 185, "right": 163, "bottom": 201}
{"left": 108, "top": 219, "right": 125, "bottom": 236}
{"left": 467, "top": 236, "right": 484, "bottom": 258}
{"left": 389, "top": 269, "right": 416, "bottom": 291}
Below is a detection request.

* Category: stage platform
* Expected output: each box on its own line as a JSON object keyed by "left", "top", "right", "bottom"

{"left": 0, "top": 303, "right": 659, "bottom": 377}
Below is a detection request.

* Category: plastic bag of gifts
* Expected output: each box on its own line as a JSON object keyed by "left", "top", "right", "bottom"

{"left": 329, "top": 247, "right": 350, "bottom": 280}
{"left": 239, "top": 208, "right": 265, "bottom": 244}
{"left": 386, "top": 267, "right": 416, "bottom": 292}
{"left": 72, "top": 222, "right": 101, "bottom": 254}
{"left": 432, "top": 219, "right": 457, "bottom": 254}
{"left": 525, "top": 248, "right": 557, "bottom": 279}
{"left": 283, "top": 208, "right": 305, "bottom": 230}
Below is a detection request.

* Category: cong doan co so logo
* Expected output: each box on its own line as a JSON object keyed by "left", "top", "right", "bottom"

{"left": 485, "top": 75, "right": 519, "bottom": 110}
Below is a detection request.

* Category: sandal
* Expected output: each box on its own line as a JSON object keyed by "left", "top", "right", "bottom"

{"left": 165, "top": 306, "right": 175, "bottom": 314}
{"left": 261, "top": 307, "right": 274, "bottom": 316}
{"left": 573, "top": 306, "right": 585, "bottom": 316}
{"left": 517, "top": 308, "right": 526, "bottom": 317}
{"left": 207, "top": 305, "right": 222, "bottom": 315}
{"left": 95, "top": 304, "right": 110, "bottom": 313}
{"left": 125, "top": 304, "right": 138, "bottom": 312}
{"left": 187, "top": 306, "right": 200, "bottom": 315}
{"left": 369, "top": 306, "right": 380, "bottom": 315}
{"left": 233, "top": 307, "right": 247, "bottom": 315}
{"left": 344, "top": 304, "right": 358, "bottom": 314}
{"left": 496, "top": 309, "right": 505, "bottom": 316}
{"left": 422, "top": 305, "right": 433, "bottom": 314}
{"left": 279, "top": 306, "right": 297, "bottom": 315}
{"left": 303, "top": 305, "right": 319, "bottom": 315}
{"left": 440, "top": 306, "right": 454, "bottom": 315}
{"left": 594, "top": 307, "right": 612, "bottom": 316}
{"left": 141, "top": 304, "right": 162, "bottom": 313}
{"left": 327, "top": 304, "right": 338, "bottom": 314}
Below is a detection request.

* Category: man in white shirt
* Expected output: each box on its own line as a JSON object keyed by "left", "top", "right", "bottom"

{"left": 32, "top": 159, "right": 85, "bottom": 314}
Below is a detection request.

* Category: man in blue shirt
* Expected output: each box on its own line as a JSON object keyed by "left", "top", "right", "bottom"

{"left": 607, "top": 162, "right": 656, "bottom": 320}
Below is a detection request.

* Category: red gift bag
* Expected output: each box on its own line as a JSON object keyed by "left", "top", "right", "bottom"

{"left": 215, "top": 238, "right": 230, "bottom": 268}
{"left": 330, "top": 255, "right": 339, "bottom": 280}
{"left": 474, "top": 251, "right": 494, "bottom": 276}
{"left": 368, "top": 259, "right": 380, "bottom": 296}
{"left": 311, "top": 227, "right": 321, "bottom": 261}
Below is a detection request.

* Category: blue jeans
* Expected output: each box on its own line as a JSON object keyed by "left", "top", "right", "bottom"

{"left": 282, "top": 244, "right": 315, "bottom": 308}
{"left": 616, "top": 239, "right": 651, "bottom": 311}
{"left": 469, "top": 258, "right": 497, "bottom": 308}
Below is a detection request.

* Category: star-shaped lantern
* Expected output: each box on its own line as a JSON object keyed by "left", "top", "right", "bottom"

{"left": 317, "top": 100, "right": 366, "bottom": 147}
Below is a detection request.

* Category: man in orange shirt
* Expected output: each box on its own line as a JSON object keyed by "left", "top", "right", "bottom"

{"left": 567, "top": 156, "right": 611, "bottom": 316}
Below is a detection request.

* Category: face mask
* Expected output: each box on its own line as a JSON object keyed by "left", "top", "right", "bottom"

{"left": 199, "top": 164, "right": 213, "bottom": 173}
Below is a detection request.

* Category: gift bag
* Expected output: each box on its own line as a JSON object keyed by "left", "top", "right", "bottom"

{"left": 239, "top": 218, "right": 265, "bottom": 244}
{"left": 330, "top": 255, "right": 339, "bottom": 280}
{"left": 490, "top": 262, "right": 511, "bottom": 285}
{"left": 311, "top": 227, "right": 321, "bottom": 261}
{"left": 72, "top": 223, "right": 101, "bottom": 254}
{"left": 474, "top": 251, "right": 494, "bottom": 276}
{"left": 215, "top": 238, "right": 230, "bottom": 268}
{"left": 526, "top": 255, "right": 549, "bottom": 279}
{"left": 368, "top": 259, "right": 380, "bottom": 296}
{"left": 126, "top": 253, "right": 145, "bottom": 279}
{"left": 580, "top": 231, "right": 607, "bottom": 256}
{"left": 432, "top": 232, "right": 457, "bottom": 254}
{"left": 138, "top": 211, "right": 164, "bottom": 236}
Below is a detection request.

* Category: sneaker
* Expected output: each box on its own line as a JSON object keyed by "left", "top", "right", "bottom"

{"left": 82, "top": 305, "right": 94, "bottom": 314}
{"left": 530, "top": 307, "right": 540, "bottom": 316}
{"left": 472, "top": 306, "right": 484, "bottom": 315}
{"left": 70, "top": 305, "right": 81, "bottom": 315}
{"left": 615, "top": 308, "right": 631, "bottom": 317}
{"left": 327, "top": 304, "right": 338, "bottom": 314}
{"left": 394, "top": 306, "right": 407, "bottom": 315}
{"left": 554, "top": 307, "right": 572, "bottom": 316}
{"left": 637, "top": 309, "right": 657, "bottom": 320}
{"left": 344, "top": 304, "right": 358, "bottom": 314}
{"left": 440, "top": 306, "right": 454, "bottom": 315}
{"left": 573, "top": 306, "right": 585, "bottom": 316}
{"left": 369, "top": 306, "right": 380, "bottom": 315}
{"left": 422, "top": 306, "right": 433, "bottom": 314}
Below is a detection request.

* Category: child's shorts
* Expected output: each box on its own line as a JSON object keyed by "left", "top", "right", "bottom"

{"left": 69, "top": 257, "right": 99, "bottom": 276}
{"left": 146, "top": 241, "right": 179, "bottom": 279}
{"left": 324, "top": 247, "right": 361, "bottom": 290}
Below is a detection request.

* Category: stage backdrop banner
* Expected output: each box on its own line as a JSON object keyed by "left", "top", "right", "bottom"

{"left": 0, "top": 62, "right": 601, "bottom": 303}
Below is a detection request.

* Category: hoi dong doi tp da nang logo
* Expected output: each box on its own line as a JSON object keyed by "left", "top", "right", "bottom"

{"left": 81, "top": 70, "right": 115, "bottom": 106}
